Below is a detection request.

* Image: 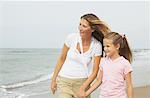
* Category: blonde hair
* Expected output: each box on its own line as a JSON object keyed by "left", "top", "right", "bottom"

{"left": 81, "top": 13, "right": 111, "bottom": 56}
{"left": 104, "top": 32, "right": 132, "bottom": 62}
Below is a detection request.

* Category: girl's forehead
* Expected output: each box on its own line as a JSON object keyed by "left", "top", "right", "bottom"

{"left": 103, "top": 38, "right": 113, "bottom": 43}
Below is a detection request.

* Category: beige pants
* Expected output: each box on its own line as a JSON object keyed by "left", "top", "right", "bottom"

{"left": 57, "top": 76, "right": 90, "bottom": 98}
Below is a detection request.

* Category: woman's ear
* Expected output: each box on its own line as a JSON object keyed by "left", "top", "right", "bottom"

{"left": 91, "top": 26, "right": 96, "bottom": 32}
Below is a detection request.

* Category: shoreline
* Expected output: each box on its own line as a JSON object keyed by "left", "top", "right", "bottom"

{"left": 27, "top": 85, "right": 150, "bottom": 98}
{"left": 134, "top": 86, "right": 150, "bottom": 98}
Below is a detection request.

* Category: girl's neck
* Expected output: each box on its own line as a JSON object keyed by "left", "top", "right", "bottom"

{"left": 109, "top": 53, "right": 121, "bottom": 61}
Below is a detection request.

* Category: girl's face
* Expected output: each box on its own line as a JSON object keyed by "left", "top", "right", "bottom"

{"left": 103, "top": 38, "right": 119, "bottom": 58}
{"left": 78, "top": 18, "right": 94, "bottom": 38}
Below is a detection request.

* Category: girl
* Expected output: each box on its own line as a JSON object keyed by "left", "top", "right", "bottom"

{"left": 83, "top": 32, "right": 134, "bottom": 98}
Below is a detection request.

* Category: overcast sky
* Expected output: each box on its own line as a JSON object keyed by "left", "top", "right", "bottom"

{"left": 0, "top": 1, "right": 149, "bottom": 49}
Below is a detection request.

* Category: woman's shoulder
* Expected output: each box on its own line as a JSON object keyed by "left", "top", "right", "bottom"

{"left": 92, "top": 37, "right": 102, "bottom": 50}
{"left": 92, "top": 37, "right": 102, "bottom": 45}
{"left": 65, "top": 33, "right": 79, "bottom": 47}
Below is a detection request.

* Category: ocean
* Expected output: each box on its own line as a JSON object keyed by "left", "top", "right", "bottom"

{"left": 0, "top": 48, "right": 150, "bottom": 98}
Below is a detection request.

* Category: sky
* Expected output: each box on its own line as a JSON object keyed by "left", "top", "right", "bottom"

{"left": 0, "top": 1, "right": 149, "bottom": 49}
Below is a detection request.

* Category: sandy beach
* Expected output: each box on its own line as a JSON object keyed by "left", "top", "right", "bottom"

{"left": 27, "top": 85, "right": 150, "bottom": 98}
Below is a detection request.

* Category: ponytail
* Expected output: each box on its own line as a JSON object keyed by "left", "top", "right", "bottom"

{"left": 119, "top": 36, "right": 132, "bottom": 62}
{"left": 105, "top": 32, "right": 132, "bottom": 62}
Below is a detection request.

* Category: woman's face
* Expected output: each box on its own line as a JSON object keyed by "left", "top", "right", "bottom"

{"left": 78, "top": 18, "right": 94, "bottom": 38}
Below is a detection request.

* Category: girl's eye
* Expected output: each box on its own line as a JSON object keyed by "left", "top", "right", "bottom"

{"left": 105, "top": 45, "right": 109, "bottom": 48}
{"left": 83, "top": 25, "right": 87, "bottom": 28}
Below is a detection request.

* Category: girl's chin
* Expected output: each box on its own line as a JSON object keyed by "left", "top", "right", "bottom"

{"left": 105, "top": 53, "right": 110, "bottom": 57}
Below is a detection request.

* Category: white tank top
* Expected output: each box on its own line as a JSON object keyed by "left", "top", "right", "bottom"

{"left": 59, "top": 33, "right": 102, "bottom": 78}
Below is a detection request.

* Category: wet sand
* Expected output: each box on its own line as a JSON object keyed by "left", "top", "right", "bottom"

{"left": 28, "top": 85, "right": 150, "bottom": 98}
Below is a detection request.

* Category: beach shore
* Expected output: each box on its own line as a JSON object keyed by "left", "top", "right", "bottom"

{"left": 27, "top": 85, "right": 150, "bottom": 98}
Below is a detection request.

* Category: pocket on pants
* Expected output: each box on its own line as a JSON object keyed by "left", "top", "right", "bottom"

{"left": 57, "top": 77, "right": 73, "bottom": 95}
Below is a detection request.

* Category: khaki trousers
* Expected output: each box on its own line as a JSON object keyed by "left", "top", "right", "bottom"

{"left": 57, "top": 76, "right": 90, "bottom": 98}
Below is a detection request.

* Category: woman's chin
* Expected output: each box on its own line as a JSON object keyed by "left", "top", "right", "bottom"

{"left": 80, "top": 33, "right": 86, "bottom": 37}
{"left": 80, "top": 34, "right": 84, "bottom": 38}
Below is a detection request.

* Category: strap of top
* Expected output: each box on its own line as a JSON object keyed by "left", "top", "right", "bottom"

{"left": 78, "top": 34, "right": 89, "bottom": 77}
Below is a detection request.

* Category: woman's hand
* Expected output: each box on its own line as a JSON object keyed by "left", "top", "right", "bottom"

{"left": 76, "top": 88, "right": 86, "bottom": 98}
{"left": 50, "top": 80, "right": 57, "bottom": 94}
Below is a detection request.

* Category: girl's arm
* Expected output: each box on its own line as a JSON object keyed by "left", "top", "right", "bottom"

{"left": 77, "top": 56, "right": 101, "bottom": 97}
{"left": 85, "top": 70, "right": 103, "bottom": 96}
{"left": 125, "top": 72, "right": 134, "bottom": 98}
{"left": 50, "top": 44, "right": 69, "bottom": 94}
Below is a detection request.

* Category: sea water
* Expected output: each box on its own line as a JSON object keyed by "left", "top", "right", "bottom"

{"left": 0, "top": 48, "right": 150, "bottom": 98}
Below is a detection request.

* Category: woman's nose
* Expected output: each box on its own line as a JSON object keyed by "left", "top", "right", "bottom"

{"left": 79, "top": 25, "right": 82, "bottom": 30}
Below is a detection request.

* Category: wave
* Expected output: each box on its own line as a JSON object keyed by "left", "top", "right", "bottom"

{"left": 0, "top": 73, "right": 54, "bottom": 98}
{"left": 0, "top": 87, "right": 25, "bottom": 98}
{"left": 0, "top": 87, "right": 7, "bottom": 92}
{"left": 0, "top": 73, "right": 52, "bottom": 89}
{"left": 0, "top": 49, "right": 60, "bottom": 55}
{"left": 133, "top": 49, "right": 150, "bottom": 57}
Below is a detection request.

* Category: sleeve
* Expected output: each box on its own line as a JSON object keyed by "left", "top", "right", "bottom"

{"left": 64, "top": 33, "right": 74, "bottom": 47}
{"left": 123, "top": 60, "right": 133, "bottom": 75}
{"left": 94, "top": 42, "right": 102, "bottom": 56}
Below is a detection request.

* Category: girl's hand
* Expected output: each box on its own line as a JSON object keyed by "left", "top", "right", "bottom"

{"left": 50, "top": 80, "right": 57, "bottom": 94}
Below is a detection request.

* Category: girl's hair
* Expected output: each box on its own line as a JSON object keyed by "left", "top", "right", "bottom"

{"left": 81, "top": 13, "right": 111, "bottom": 56}
{"left": 104, "top": 32, "right": 132, "bottom": 62}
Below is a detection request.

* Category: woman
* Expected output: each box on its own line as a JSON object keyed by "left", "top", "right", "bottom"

{"left": 50, "top": 13, "right": 110, "bottom": 98}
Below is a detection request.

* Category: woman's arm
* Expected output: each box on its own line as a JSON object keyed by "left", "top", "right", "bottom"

{"left": 125, "top": 72, "right": 134, "bottom": 98}
{"left": 76, "top": 56, "right": 101, "bottom": 98}
{"left": 85, "top": 70, "right": 103, "bottom": 96}
{"left": 80, "top": 56, "right": 101, "bottom": 90}
{"left": 50, "top": 44, "right": 69, "bottom": 94}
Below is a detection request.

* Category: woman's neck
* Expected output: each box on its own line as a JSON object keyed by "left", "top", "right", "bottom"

{"left": 81, "top": 36, "right": 91, "bottom": 46}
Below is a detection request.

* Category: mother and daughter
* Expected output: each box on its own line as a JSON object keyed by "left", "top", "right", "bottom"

{"left": 50, "top": 13, "right": 134, "bottom": 98}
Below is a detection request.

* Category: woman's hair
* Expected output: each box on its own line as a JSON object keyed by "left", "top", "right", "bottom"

{"left": 104, "top": 32, "right": 132, "bottom": 62}
{"left": 81, "top": 13, "right": 111, "bottom": 56}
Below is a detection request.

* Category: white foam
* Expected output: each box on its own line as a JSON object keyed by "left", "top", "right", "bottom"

{"left": 1, "top": 74, "right": 51, "bottom": 89}
{"left": 0, "top": 87, "right": 26, "bottom": 98}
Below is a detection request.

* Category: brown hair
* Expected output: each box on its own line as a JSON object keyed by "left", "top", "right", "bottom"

{"left": 81, "top": 13, "right": 111, "bottom": 56}
{"left": 104, "top": 32, "right": 132, "bottom": 62}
